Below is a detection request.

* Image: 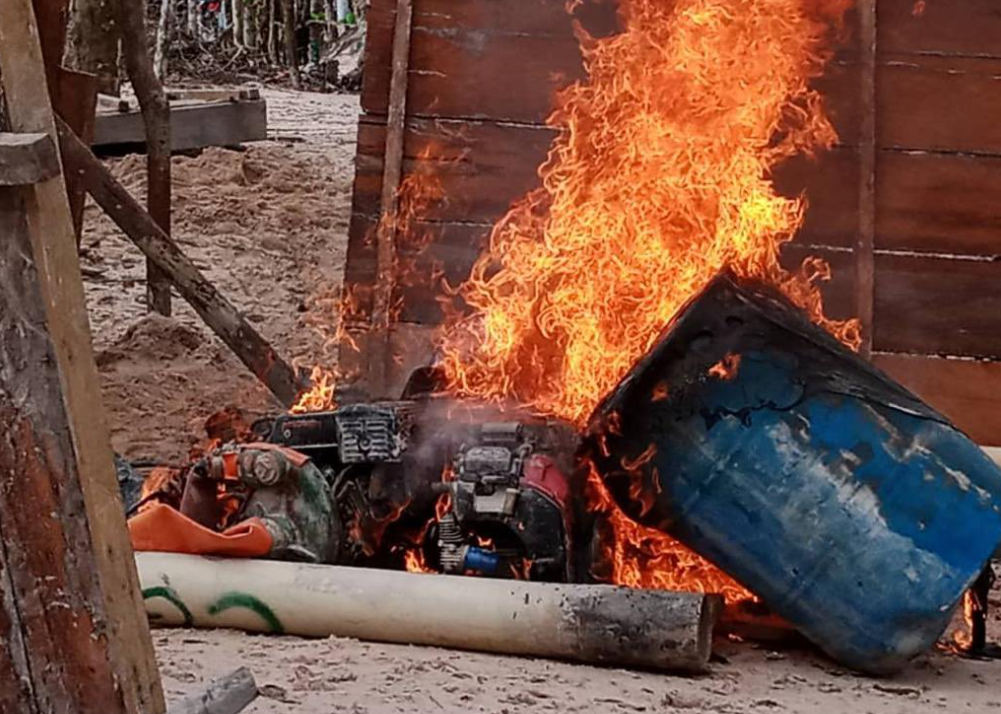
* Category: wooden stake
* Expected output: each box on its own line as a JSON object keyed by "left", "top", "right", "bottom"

{"left": 0, "top": 2, "right": 165, "bottom": 712}
{"left": 369, "top": 0, "right": 413, "bottom": 398}
{"left": 856, "top": 0, "right": 877, "bottom": 359}
{"left": 58, "top": 119, "right": 305, "bottom": 407}
{"left": 116, "top": 0, "right": 174, "bottom": 317}
{"left": 54, "top": 66, "right": 99, "bottom": 243}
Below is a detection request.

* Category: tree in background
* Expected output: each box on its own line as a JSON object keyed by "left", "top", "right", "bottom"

{"left": 65, "top": 0, "right": 120, "bottom": 94}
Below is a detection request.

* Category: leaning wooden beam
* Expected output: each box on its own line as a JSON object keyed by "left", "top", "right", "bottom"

{"left": 0, "top": 132, "right": 60, "bottom": 184}
{"left": 0, "top": 2, "right": 166, "bottom": 713}
{"left": 166, "top": 668, "right": 258, "bottom": 714}
{"left": 138, "top": 553, "right": 721, "bottom": 673}
{"left": 57, "top": 118, "right": 304, "bottom": 407}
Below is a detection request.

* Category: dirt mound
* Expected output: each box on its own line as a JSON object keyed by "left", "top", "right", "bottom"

{"left": 83, "top": 91, "right": 359, "bottom": 464}
{"left": 96, "top": 314, "right": 204, "bottom": 366}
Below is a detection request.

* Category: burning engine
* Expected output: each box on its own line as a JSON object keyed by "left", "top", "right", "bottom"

{"left": 427, "top": 423, "right": 571, "bottom": 581}
{"left": 241, "top": 399, "right": 577, "bottom": 581}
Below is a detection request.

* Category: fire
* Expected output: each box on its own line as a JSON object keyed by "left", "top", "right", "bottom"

{"left": 404, "top": 491, "right": 454, "bottom": 573}
{"left": 439, "top": 0, "right": 858, "bottom": 423}
{"left": 436, "top": 0, "right": 858, "bottom": 599}
{"left": 588, "top": 462, "right": 754, "bottom": 603}
{"left": 404, "top": 549, "right": 435, "bottom": 574}
{"left": 292, "top": 154, "right": 445, "bottom": 414}
{"left": 137, "top": 466, "right": 183, "bottom": 513}
{"left": 708, "top": 353, "right": 742, "bottom": 380}
{"left": 291, "top": 365, "right": 339, "bottom": 414}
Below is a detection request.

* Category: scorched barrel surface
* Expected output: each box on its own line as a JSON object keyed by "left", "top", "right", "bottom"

{"left": 585, "top": 272, "right": 1001, "bottom": 674}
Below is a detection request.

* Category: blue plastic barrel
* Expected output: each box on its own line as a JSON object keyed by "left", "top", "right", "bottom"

{"left": 586, "top": 273, "right": 1001, "bottom": 673}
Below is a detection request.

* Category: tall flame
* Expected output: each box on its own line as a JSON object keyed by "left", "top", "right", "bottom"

{"left": 437, "top": 0, "right": 859, "bottom": 599}
{"left": 440, "top": 0, "right": 859, "bottom": 425}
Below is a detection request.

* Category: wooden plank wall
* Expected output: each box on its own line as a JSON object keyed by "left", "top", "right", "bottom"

{"left": 344, "top": 0, "right": 1001, "bottom": 445}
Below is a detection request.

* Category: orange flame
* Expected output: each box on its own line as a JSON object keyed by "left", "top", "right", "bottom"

{"left": 587, "top": 461, "right": 754, "bottom": 603}
{"left": 137, "top": 466, "right": 183, "bottom": 512}
{"left": 291, "top": 365, "right": 339, "bottom": 414}
{"left": 292, "top": 154, "right": 446, "bottom": 414}
{"left": 439, "top": 0, "right": 858, "bottom": 424}
{"left": 404, "top": 490, "right": 455, "bottom": 574}
{"left": 435, "top": 0, "right": 858, "bottom": 600}
{"left": 708, "top": 353, "right": 742, "bottom": 380}
{"left": 404, "top": 548, "right": 435, "bottom": 573}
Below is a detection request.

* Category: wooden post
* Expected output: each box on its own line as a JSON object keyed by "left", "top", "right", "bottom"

{"left": 58, "top": 119, "right": 305, "bottom": 408}
{"left": 283, "top": 0, "right": 302, "bottom": 90}
{"left": 29, "top": 0, "right": 69, "bottom": 91}
{"left": 0, "top": 1, "right": 166, "bottom": 712}
{"left": 116, "top": 0, "right": 174, "bottom": 317}
{"left": 55, "top": 67, "right": 100, "bottom": 242}
{"left": 368, "top": 0, "right": 413, "bottom": 398}
{"left": 28, "top": 0, "right": 97, "bottom": 243}
{"left": 856, "top": 0, "right": 877, "bottom": 359}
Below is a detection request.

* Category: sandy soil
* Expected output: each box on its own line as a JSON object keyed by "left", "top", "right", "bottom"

{"left": 85, "top": 88, "right": 356, "bottom": 463}
{"left": 154, "top": 603, "right": 1001, "bottom": 714}
{"left": 82, "top": 88, "right": 1001, "bottom": 712}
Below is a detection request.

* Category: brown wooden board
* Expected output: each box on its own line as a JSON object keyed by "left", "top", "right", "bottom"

{"left": 873, "top": 253, "right": 1001, "bottom": 358}
{"left": 878, "top": 0, "right": 1001, "bottom": 58}
{"left": 874, "top": 353, "right": 1001, "bottom": 446}
{"left": 362, "top": 22, "right": 1001, "bottom": 158}
{"left": 362, "top": 0, "right": 620, "bottom": 122}
{"left": 347, "top": 0, "right": 1001, "bottom": 438}
{"left": 353, "top": 117, "right": 859, "bottom": 250}
{"left": 342, "top": 230, "right": 859, "bottom": 327}
{"left": 354, "top": 112, "right": 1001, "bottom": 260}
{"left": 876, "top": 149, "right": 1001, "bottom": 256}
{"left": 878, "top": 54, "right": 1001, "bottom": 154}
{"left": 0, "top": 2, "right": 165, "bottom": 710}
{"left": 347, "top": 223, "right": 1001, "bottom": 361}
{"left": 352, "top": 117, "right": 553, "bottom": 222}
{"left": 0, "top": 188, "right": 125, "bottom": 714}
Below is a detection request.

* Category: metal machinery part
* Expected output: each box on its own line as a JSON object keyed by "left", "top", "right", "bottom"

{"left": 434, "top": 422, "right": 572, "bottom": 581}
{"left": 180, "top": 443, "right": 342, "bottom": 564}
{"left": 261, "top": 402, "right": 427, "bottom": 565}
{"left": 260, "top": 400, "right": 577, "bottom": 580}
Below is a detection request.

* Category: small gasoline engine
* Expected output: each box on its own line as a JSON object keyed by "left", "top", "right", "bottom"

{"left": 247, "top": 398, "right": 577, "bottom": 581}
{"left": 428, "top": 422, "right": 571, "bottom": 581}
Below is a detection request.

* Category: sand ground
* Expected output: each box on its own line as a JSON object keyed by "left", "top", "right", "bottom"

{"left": 82, "top": 88, "right": 1001, "bottom": 713}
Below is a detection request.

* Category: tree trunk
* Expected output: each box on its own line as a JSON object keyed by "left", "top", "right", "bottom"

{"left": 154, "top": 0, "right": 172, "bottom": 80}
{"left": 231, "top": 0, "right": 243, "bottom": 46}
{"left": 243, "top": 0, "right": 258, "bottom": 49}
{"left": 266, "top": 0, "right": 278, "bottom": 63}
{"left": 65, "top": 0, "right": 121, "bottom": 95}
{"left": 114, "top": 0, "right": 173, "bottom": 316}
{"left": 187, "top": 0, "right": 199, "bottom": 35}
{"left": 282, "top": 0, "right": 301, "bottom": 89}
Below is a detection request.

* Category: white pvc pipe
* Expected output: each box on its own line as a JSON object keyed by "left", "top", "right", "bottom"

{"left": 137, "top": 552, "right": 719, "bottom": 672}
